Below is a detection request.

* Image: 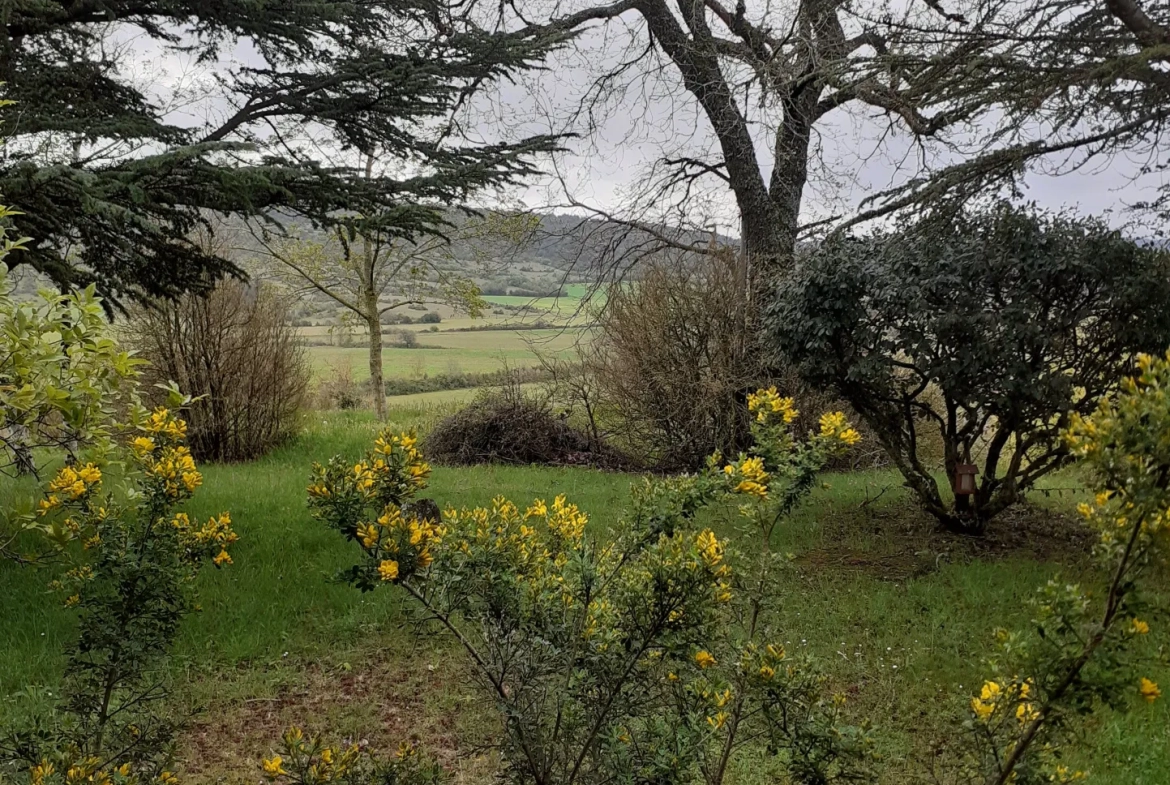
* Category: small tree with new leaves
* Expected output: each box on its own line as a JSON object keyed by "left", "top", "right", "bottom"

{"left": 0, "top": 217, "right": 141, "bottom": 484}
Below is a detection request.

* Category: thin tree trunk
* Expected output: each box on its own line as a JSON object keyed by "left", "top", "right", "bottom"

{"left": 366, "top": 296, "right": 386, "bottom": 421}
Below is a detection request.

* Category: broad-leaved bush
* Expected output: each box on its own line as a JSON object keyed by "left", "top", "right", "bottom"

{"left": 0, "top": 228, "right": 141, "bottom": 480}
{"left": 771, "top": 203, "right": 1170, "bottom": 534}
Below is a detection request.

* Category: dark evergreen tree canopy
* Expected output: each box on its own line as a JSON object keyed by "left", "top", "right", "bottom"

{"left": 0, "top": 0, "right": 566, "bottom": 306}
{"left": 769, "top": 203, "right": 1170, "bottom": 534}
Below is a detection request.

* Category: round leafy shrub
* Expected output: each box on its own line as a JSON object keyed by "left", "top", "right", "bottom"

{"left": 419, "top": 311, "right": 442, "bottom": 324}
{"left": 770, "top": 203, "right": 1170, "bottom": 534}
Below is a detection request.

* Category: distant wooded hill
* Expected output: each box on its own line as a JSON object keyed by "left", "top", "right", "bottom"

{"left": 5, "top": 210, "right": 736, "bottom": 303}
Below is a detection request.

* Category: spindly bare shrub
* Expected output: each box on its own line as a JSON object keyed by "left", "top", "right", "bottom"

{"left": 590, "top": 252, "right": 881, "bottom": 471}
{"left": 589, "top": 252, "right": 761, "bottom": 471}
{"left": 127, "top": 280, "right": 308, "bottom": 462}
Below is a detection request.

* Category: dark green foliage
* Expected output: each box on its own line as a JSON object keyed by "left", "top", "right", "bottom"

{"left": 769, "top": 203, "right": 1170, "bottom": 534}
{"left": 0, "top": 1, "right": 566, "bottom": 306}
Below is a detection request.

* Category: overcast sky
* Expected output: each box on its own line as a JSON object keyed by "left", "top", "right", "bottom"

{"left": 129, "top": 8, "right": 1168, "bottom": 239}
{"left": 487, "top": 16, "right": 1168, "bottom": 236}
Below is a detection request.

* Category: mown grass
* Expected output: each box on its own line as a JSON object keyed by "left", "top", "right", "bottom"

{"left": 2, "top": 409, "right": 1169, "bottom": 784}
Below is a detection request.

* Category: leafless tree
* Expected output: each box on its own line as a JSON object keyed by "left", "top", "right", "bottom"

{"left": 248, "top": 156, "right": 532, "bottom": 420}
{"left": 475, "top": 0, "right": 984, "bottom": 289}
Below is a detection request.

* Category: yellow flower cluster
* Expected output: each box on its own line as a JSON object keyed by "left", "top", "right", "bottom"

{"left": 746, "top": 386, "right": 798, "bottom": 425}
{"left": 146, "top": 444, "right": 202, "bottom": 498}
{"left": 582, "top": 597, "right": 616, "bottom": 645}
{"left": 373, "top": 431, "right": 431, "bottom": 489}
{"left": 171, "top": 511, "right": 237, "bottom": 566}
{"left": 376, "top": 503, "right": 444, "bottom": 577}
{"left": 970, "top": 679, "right": 1001, "bottom": 722}
{"left": 707, "top": 685, "right": 733, "bottom": 731}
{"left": 262, "top": 757, "right": 287, "bottom": 777}
{"left": 352, "top": 461, "right": 376, "bottom": 494}
{"left": 694, "top": 529, "right": 732, "bottom": 602}
{"left": 1065, "top": 353, "right": 1170, "bottom": 552}
{"left": 131, "top": 436, "right": 156, "bottom": 457}
{"left": 969, "top": 678, "right": 1039, "bottom": 725}
{"left": 450, "top": 496, "right": 567, "bottom": 584}
{"left": 47, "top": 463, "right": 103, "bottom": 500}
{"left": 131, "top": 409, "right": 203, "bottom": 498}
{"left": 34, "top": 755, "right": 143, "bottom": 785}
{"left": 1140, "top": 677, "right": 1161, "bottom": 702}
{"left": 530, "top": 494, "right": 589, "bottom": 541}
{"left": 682, "top": 679, "right": 735, "bottom": 731}
{"left": 356, "top": 503, "right": 445, "bottom": 583}
{"left": 724, "top": 455, "right": 769, "bottom": 499}
{"left": 1048, "top": 765, "right": 1087, "bottom": 783}
{"left": 696, "top": 530, "right": 722, "bottom": 567}
{"left": 740, "top": 642, "right": 787, "bottom": 684}
{"left": 262, "top": 727, "right": 360, "bottom": 783}
{"left": 30, "top": 760, "right": 54, "bottom": 785}
{"left": 1074, "top": 470, "right": 1170, "bottom": 551}
{"left": 335, "top": 431, "right": 432, "bottom": 503}
{"left": 144, "top": 407, "right": 187, "bottom": 440}
{"left": 694, "top": 650, "right": 717, "bottom": 669}
{"left": 818, "top": 411, "right": 862, "bottom": 446}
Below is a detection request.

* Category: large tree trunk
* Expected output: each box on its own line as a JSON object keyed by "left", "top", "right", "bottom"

{"left": 769, "top": 89, "right": 822, "bottom": 273}
{"left": 633, "top": 0, "right": 788, "bottom": 283}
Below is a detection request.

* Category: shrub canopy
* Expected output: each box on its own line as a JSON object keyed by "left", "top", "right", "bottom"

{"left": 127, "top": 281, "right": 308, "bottom": 462}
{"left": 769, "top": 203, "right": 1170, "bottom": 533}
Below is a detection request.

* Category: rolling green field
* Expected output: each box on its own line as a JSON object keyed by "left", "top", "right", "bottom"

{"left": 2, "top": 406, "right": 1168, "bottom": 784}
{"left": 299, "top": 282, "right": 596, "bottom": 387}
{"left": 306, "top": 328, "right": 589, "bottom": 382}
{"left": 480, "top": 282, "right": 596, "bottom": 312}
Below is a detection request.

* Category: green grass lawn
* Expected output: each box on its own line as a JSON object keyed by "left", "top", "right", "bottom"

{"left": 2, "top": 409, "right": 1168, "bottom": 784}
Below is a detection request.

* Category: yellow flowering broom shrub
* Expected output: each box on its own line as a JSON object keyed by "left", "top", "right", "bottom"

{"left": 0, "top": 243, "right": 143, "bottom": 562}
{"left": 259, "top": 728, "right": 442, "bottom": 785}
{"left": 948, "top": 351, "right": 1170, "bottom": 784}
{"left": 313, "top": 393, "right": 870, "bottom": 785}
{"left": 1, "top": 390, "right": 235, "bottom": 785}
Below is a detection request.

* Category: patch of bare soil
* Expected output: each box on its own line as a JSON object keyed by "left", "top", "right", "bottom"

{"left": 177, "top": 642, "right": 498, "bottom": 785}
{"left": 797, "top": 499, "right": 1096, "bottom": 582}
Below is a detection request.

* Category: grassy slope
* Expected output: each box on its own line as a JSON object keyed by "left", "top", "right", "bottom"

{"left": 2, "top": 410, "right": 1168, "bottom": 783}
